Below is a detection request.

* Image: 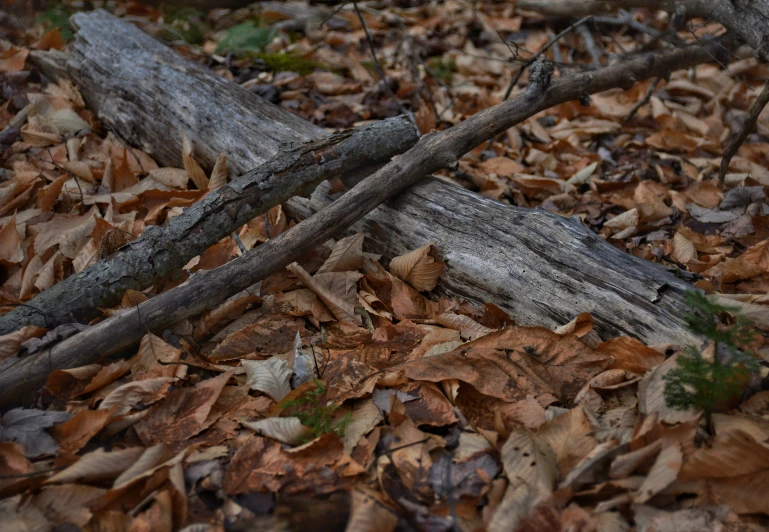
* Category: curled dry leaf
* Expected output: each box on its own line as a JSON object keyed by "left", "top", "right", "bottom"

{"left": 208, "top": 153, "right": 228, "bottom": 191}
{"left": 0, "top": 325, "right": 46, "bottom": 362}
{"left": 343, "top": 400, "right": 383, "bottom": 454}
{"left": 149, "top": 168, "right": 190, "bottom": 189}
{"left": 242, "top": 417, "right": 311, "bottom": 445}
{"left": 181, "top": 131, "right": 209, "bottom": 190}
{"left": 435, "top": 311, "right": 494, "bottom": 340}
{"left": 316, "top": 233, "right": 364, "bottom": 274}
{"left": 672, "top": 232, "right": 698, "bottom": 264}
{"left": 286, "top": 261, "right": 361, "bottom": 326}
{"left": 634, "top": 443, "right": 682, "bottom": 503}
{"left": 389, "top": 243, "right": 444, "bottom": 292}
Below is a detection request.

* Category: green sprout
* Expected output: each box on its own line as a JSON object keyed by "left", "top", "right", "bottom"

{"left": 36, "top": 3, "right": 74, "bottom": 42}
{"left": 280, "top": 380, "right": 351, "bottom": 442}
{"left": 426, "top": 56, "right": 458, "bottom": 84}
{"left": 216, "top": 21, "right": 275, "bottom": 55}
{"left": 664, "top": 290, "right": 760, "bottom": 434}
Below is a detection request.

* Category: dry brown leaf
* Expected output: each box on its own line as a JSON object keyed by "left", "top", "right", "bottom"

{"left": 489, "top": 430, "right": 556, "bottom": 532}
{"left": 389, "top": 243, "right": 444, "bottom": 292}
{"left": 0, "top": 217, "right": 24, "bottom": 266}
{"left": 149, "top": 168, "right": 189, "bottom": 189}
{"left": 399, "top": 326, "right": 611, "bottom": 403}
{"left": 537, "top": 406, "right": 597, "bottom": 477}
{"left": 435, "top": 311, "right": 495, "bottom": 340}
{"left": 134, "top": 370, "right": 234, "bottom": 445}
{"left": 208, "top": 153, "right": 228, "bottom": 191}
{"left": 597, "top": 337, "right": 665, "bottom": 375}
{"left": 0, "top": 325, "right": 46, "bottom": 362}
{"left": 316, "top": 233, "right": 364, "bottom": 274}
{"left": 287, "top": 262, "right": 361, "bottom": 325}
{"left": 634, "top": 443, "right": 682, "bottom": 503}
{"left": 634, "top": 181, "right": 672, "bottom": 221}
{"left": 182, "top": 131, "right": 209, "bottom": 189}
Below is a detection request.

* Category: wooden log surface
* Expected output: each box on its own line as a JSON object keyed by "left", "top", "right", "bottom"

{"left": 29, "top": 10, "right": 701, "bottom": 347}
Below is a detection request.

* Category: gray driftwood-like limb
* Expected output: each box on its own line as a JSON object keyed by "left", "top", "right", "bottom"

{"left": 517, "top": 0, "right": 769, "bottom": 60}
{"left": 0, "top": 117, "right": 418, "bottom": 334}
{"left": 719, "top": 78, "right": 769, "bottom": 183}
{"left": 0, "top": 34, "right": 721, "bottom": 407}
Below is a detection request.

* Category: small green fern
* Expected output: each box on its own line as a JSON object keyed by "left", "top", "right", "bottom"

{"left": 663, "top": 290, "right": 760, "bottom": 433}
{"left": 36, "top": 3, "right": 73, "bottom": 42}
{"left": 216, "top": 22, "right": 275, "bottom": 55}
{"left": 281, "top": 381, "right": 351, "bottom": 442}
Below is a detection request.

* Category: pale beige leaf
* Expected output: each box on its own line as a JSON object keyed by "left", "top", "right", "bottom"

{"left": 46, "top": 447, "right": 145, "bottom": 484}
{"left": 638, "top": 355, "right": 699, "bottom": 423}
{"left": 634, "top": 443, "right": 682, "bottom": 503}
{"left": 672, "top": 232, "right": 698, "bottom": 264}
{"left": 149, "top": 168, "right": 189, "bottom": 189}
{"left": 242, "top": 416, "right": 310, "bottom": 445}
{"left": 61, "top": 161, "right": 94, "bottom": 182}
{"left": 343, "top": 400, "right": 383, "bottom": 454}
{"left": 182, "top": 131, "right": 209, "bottom": 189}
{"left": 346, "top": 487, "right": 398, "bottom": 532}
{"left": 435, "top": 312, "right": 494, "bottom": 340}
{"left": 389, "top": 243, "right": 444, "bottom": 292}
{"left": 113, "top": 444, "right": 184, "bottom": 488}
{"left": 208, "top": 153, "right": 228, "bottom": 191}
{"left": 286, "top": 262, "right": 361, "bottom": 325}
{"left": 604, "top": 209, "right": 639, "bottom": 232}
{"left": 50, "top": 109, "right": 89, "bottom": 135}
{"left": 634, "top": 182, "right": 672, "bottom": 221}
{"left": 566, "top": 161, "right": 598, "bottom": 185}
{"left": 242, "top": 357, "right": 292, "bottom": 401}
{"left": 316, "top": 233, "right": 364, "bottom": 274}
{"left": 98, "top": 377, "right": 173, "bottom": 417}
{"left": 537, "top": 406, "right": 597, "bottom": 477}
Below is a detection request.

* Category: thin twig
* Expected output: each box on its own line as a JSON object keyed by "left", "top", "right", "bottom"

{"left": 577, "top": 23, "right": 602, "bottom": 66}
{"left": 719, "top": 78, "right": 769, "bottom": 185}
{"left": 351, "top": 0, "right": 413, "bottom": 123}
{"left": 624, "top": 77, "right": 660, "bottom": 123}
{"left": 484, "top": 15, "right": 592, "bottom": 154}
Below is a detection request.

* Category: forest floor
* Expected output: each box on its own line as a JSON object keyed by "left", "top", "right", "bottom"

{"left": 0, "top": 1, "right": 769, "bottom": 530}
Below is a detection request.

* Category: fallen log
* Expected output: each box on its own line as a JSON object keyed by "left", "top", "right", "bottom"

{"left": 25, "top": 10, "right": 709, "bottom": 346}
{"left": 0, "top": 117, "right": 418, "bottom": 334}
{"left": 0, "top": 27, "right": 723, "bottom": 408}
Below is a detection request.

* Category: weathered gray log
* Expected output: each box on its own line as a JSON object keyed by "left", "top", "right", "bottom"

{"left": 0, "top": 32, "right": 724, "bottom": 408}
{"left": 0, "top": 117, "right": 418, "bottom": 334}
{"left": 24, "top": 10, "right": 706, "bottom": 347}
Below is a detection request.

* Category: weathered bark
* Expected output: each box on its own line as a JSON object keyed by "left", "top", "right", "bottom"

{"left": 518, "top": 0, "right": 769, "bottom": 60}
{"left": 0, "top": 117, "right": 418, "bottom": 334}
{"left": 25, "top": 10, "right": 713, "bottom": 345}
{"left": 0, "top": 27, "right": 723, "bottom": 407}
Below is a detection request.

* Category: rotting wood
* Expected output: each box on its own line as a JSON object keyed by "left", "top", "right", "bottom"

{"left": 0, "top": 116, "right": 418, "bottom": 335}
{"left": 0, "top": 21, "right": 725, "bottom": 407}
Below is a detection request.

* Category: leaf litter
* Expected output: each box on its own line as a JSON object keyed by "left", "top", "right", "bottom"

{"left": 0, "top": 1, "right": 767, "bottom": 531}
